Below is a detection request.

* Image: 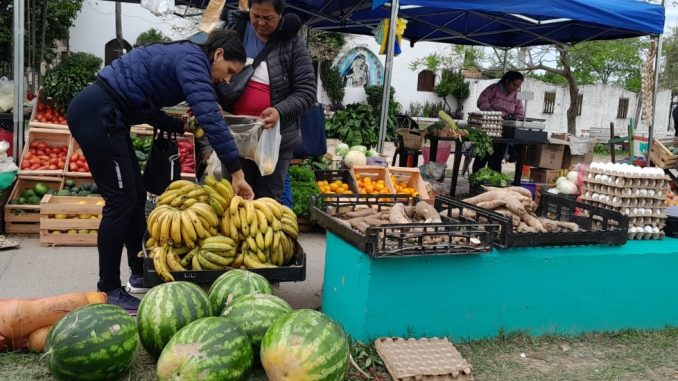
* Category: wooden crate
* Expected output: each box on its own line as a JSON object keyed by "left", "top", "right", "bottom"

{"left": 18, "top": 128, "right": 71, "bottom": 176}
{"left": 650, "top": 138, "right": 678, "bottom": 169}
{"left": 40, "top": 194, "right": 104, "bottom": 246}
{"left": 4, "top": 176, "right": 63, "bottom": 234}
{"left": 28, "top": 92, "right": 69, "bottom": 130}
{"left": 350, "top": 165, "right": 396, "bottom": 194}
{"left": 60, "top": 176, "right": 99, "bottom": 195}
{"left": 389, "top": 167, "right": 430, "bottom": 200}
{"left": 64, "top": 137, "right": 91, "bottom": 177}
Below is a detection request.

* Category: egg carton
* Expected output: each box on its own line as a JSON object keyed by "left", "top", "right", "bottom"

{"left": 628, "top": 231, "right": 665, "bottom": 240}
{"left": 628, "top": 217, "right": 667, "bottom": 227}
{"left": 586, "top": 164, "right": 667, "bottom": 179}
{"left": 580, "top": 197, "right": 668, "bottom": 211}
{"left": 581, "top": 189, "right": 667, "bottom": 204}
{"left": 584, "top": 200, "right": 667, "bottom": 216}
{"left": 583, "top": 174, "right": 669, "bottom": 189}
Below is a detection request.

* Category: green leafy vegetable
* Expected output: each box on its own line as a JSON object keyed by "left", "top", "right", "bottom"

{"left": 464, "top": 127, "right": 494, "bottom": 159}
{"left": 469, "top": 168, "right": 510, "bottom": 188}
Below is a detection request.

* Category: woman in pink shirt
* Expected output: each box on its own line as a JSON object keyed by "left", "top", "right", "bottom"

{"left": 472, "top": 71, "right": 524, "bottom": 173}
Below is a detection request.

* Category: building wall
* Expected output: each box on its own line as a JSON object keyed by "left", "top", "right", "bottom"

{"left": 319, "top": 35, "right": 673, "bottom": 137}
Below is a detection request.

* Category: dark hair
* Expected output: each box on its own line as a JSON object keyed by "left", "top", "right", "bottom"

{"left": 249, "top": 0, "right": 285, "bottom": 14}
{"left": 200, "top": 29, "right": 246, "bottom": 63}
{"left": 500, "top": 71, "right": 524, "bottom": 86}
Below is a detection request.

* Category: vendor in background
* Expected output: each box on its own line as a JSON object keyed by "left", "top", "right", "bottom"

{"left": 473, "top": 71, "right": 525, "bottom": 173}
{"left": 218, "top": 0, "right": 316, "bottom": 203}
{"left": 67, "top": 30, "right": 254, "bottom": 312}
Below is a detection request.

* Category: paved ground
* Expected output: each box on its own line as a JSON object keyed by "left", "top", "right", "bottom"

{"left": 0, "top": 232, "right": 327, "bottom": 309}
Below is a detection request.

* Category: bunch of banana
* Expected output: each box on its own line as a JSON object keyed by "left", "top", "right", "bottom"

{"left": 157, "top": 180, "right": 210, "bottom": 210}
{"left": 149, "top": 244, "right": 186, "bottom": 282}
{"left": 202, "top": 175, "right": 234, "bottom": 217}
{"left": 147, "top": 202, "right": 219, "bottom": 248}
{"left": 192, "top": 235, "right": 239, "bottom": 270}
{"left": 218, "top": 196, "right": 299, "bottom": 269}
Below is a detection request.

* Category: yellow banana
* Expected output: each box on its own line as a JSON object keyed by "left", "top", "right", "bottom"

{"left": 200, "top": 250, "right": 233, "bottom": 267}
{"left": 182, "top": 197, "right": 198, "bottom": 208}
{"left": 157, "top": 189, "right": 182, "bottom": 205}
{"left": 191, "top": 253, "right": 202, "bottom": 270}
{"left": 170, "top": 210, "right": 183, "bottom": 246}
{"left": 255, "top": 232, "right": 265, "bottom": 251}
{"left": 174, "top": 245, "right": 190, "bottom": 256}
{"left": 186, "top": 188, "right": 208, "bottom": 199}
{"left": 205, "top": 186, "right": 229, "bottom": 209}
{"left": 281, "top": 205, "right": 296, "bottom": 219}
{"left": 272, "top": 218, "right": 282, "bottom": 232}
{"left": 230, "top": 195, "right": 243, "bottom": 216}
{"left": 249, "top": 212, "right": 259, "bottom": 238}
{"left": 203, "top": 175, "right": 218, "bottom": 187}
{"left": 179, "top": 183, "right": 200, "bottom": 194}
{"left": 145, "top": 237, "right": 156, "bottom": 249}
{"left": 229, "top": 219, "right": 239, "bottom": 242}
{"left": 245, "top": 201, "right": 255, "bottom": 225}
{"left": 244, "top": 252, "right": 276, "bottom": 269}
{"left": 264, "top": 228, "right": 273, "bottom": 248}
{"left": 215, "top": 181, "right": 232, "bottom": 202}
{"left": 239, "top": 208, "right": 250, "bottom": 237}
{"left": 255, "top": 249, "right": 268, "bottom": 264}
{"left": 246, "top": 236, "right": 257, "bottom": 252}
{"left": 191, "top": 203, "right": 219, "bottom": 227}
{"left": 201, "top": 242, "right": 234, "bottom": 253}
{"left": 253, "top": 201, "right": 275, "bottom": 224}
{"left": 231, "top": 252, "right": 244, "bottom": 268}
{"left": 159, "top": 211, "right": 173, "bottom": 243}
{"left": 197, "top": 195, "right": 210, "bottom": 203}
{"left": 150, "top": 212, "right": 165, "bottom": 242}
{"left": 258, "top": 198, "right": 283, "bottom": 219}
{"left": 153, "top": 245, "right": 174, "bottom": 282}
{"left": 168, "top": 180, "right": 198, "bottom": 190}
{"left": 181, "top": 247, "right": 199, "bottom": 268}
{"left": 197, "top": 252, "right": 224, "bottom": 270}
{"left": 166, "top": 246, "right": 186, "bottom": 271}
{"left": 255, "top": 210, "right": 268, "bottom": 232}
{"left": 209, "top": 197, "right": 225, "bottom": 216}
{"left": 170, "top": 195, "right": 185, "bottom": 208}
{"left": 186, "top": 208, "right": 209, "bottom": 239}
{"left": 180, "top": 211, "right": 198, "bottom": 243}
{"left": 203, "top": 235, "right": 237, "bottom": 246}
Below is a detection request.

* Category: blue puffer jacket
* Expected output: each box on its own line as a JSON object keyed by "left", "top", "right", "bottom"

{"left": 98, "top": 42, "right": 241, "bottom": 173}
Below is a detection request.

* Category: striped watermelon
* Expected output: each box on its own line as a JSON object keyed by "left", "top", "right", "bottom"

{"left": 157, "top": 317, "right": 253, "bottom": 381}
{"left": 260, "top": 309, "right": 350, "bottom": 381}
{"left": 44, "top": 304, "right": 137, "bottom": 381}
{"left": 137, "top": 281, "right": 212, "bottom": 357}
{"left": 220, "top": 294, "right": 292, "bottom": 350}
{"left": 208, "top": 269, "right": 273, "bottom": 315}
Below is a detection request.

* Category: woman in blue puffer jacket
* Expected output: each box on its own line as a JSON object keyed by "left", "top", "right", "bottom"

{"left": 67, "top": 30, "right": 253, "bottom": 312}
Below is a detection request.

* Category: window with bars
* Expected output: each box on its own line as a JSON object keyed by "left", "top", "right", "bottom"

{"left": 543, "top": 91, "right": 556, "bottom": 114}
{"left": 617, "top": 98, "right": 629, "bottom": 119}
{"left": 417, "top": 70, "right": 435, "bottom": 92}
{"left": 576, "top": 93, "right": 583, "bottom": 116}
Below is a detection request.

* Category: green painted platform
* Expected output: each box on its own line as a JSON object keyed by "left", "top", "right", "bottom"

{"left": 321, "top": 232, "right": 678, "bottom": 341}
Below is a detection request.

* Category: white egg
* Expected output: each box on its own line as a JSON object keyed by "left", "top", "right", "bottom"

{"left": 615, "top": 178, "right": 625, "bottom": 186}
{"left": 592, "top": 193, "right": 600, "bottom": 201}
{"left": 633, "top": 208, "right": 639, "bottom": 215}
{"left": 634, "top": 189, "right": 641, "bottom": 196}
{"left": 624, "top": 208, "right": 631, "bottom": 215}
{"left": 643, "top": 226, "right": 653, "bottom": 233}
{"left": 613, "top": 196, "right": 620, "bottom": 204}
{"left": 648, "top": 189, "right": 655, "bottom": 197}
{"left": 656, "top": 209, "right": 663, "bottom": 216}
{"left": 639, "top": 189, "right": 647, "bottom": 196}
{"left": 652, "top": 226, "right": 660, "bottom": 233}
{"left": 601, "top": 175, "right": 609, "bottom": 182}
{"left": 629, "top": 226, "right": 638, "bottom": 233}
{"left": 594, "top": 174, "right": 603, "bottom": 182}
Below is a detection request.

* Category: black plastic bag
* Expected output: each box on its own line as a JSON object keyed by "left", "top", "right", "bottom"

{"left": 143, "top": 128, "right": 180, "bottom": 195}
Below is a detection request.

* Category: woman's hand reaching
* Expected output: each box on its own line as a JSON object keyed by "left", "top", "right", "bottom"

{"left": 230, "top": 170, "right": 254, "bottom": 200}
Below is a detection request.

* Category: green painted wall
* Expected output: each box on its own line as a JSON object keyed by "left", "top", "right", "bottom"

{"left": 322, "top": 233, "right": 678, "bottom": 341}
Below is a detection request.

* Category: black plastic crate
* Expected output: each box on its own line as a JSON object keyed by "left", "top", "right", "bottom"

{"left": 502, "top": 126, "right": 548, "bottom": 142}
{"left": 142, "top": 235, "right": 307, "bottom": 287}
{"left": 314, "top": 169, "right": 358, "bottom": 193}
{"left": 311, "top": 194, "right": 501, "bottom": 258}
{"left": 487, "top": 192, "right": 629, "bottom": 247}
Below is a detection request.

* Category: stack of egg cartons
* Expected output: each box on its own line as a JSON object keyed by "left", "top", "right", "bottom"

{"left": 581, "top": 162, "right": 669, "bottom": 240}
{"left": 467, "top": 111, "right": 503, "bottom": 137}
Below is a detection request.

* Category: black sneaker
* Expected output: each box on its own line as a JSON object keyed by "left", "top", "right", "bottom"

{"left": 106, "top": 287, "right": 140, "bottom": 314}
{"left": 125, "top": 273, "right": 150, "bottom": 295}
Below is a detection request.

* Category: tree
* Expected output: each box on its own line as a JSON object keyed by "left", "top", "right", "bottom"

{"left": 0, "top": 0, "right": 83, "bottom": 89}
{"left": 570, "top": 38, "right": 643, "bottom": 92}
{"left": 135, "top": 28, "right": 171, "bottom": 47}
{"left": 660, "top": 26, "right": 678, "bottom": 95}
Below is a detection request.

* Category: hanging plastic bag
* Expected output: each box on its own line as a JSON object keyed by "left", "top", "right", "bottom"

{"left": 229, "top": 121, "right": 263, "bottom": 161}
{"left": 140, "top": 0, "right": 175, "bottom": 16}
{"left": 253, "top": 121, "right": 281, "bottom": 176}
{"left": 0, "top": 77, "right": 14, "bottom": 113}
{"left": 204, "top": 151, "right": 223, "bottom": 180}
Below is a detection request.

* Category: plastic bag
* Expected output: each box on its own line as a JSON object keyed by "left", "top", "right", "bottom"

{"left": 253, "top": 121, "right": 281, "bottom": 176}
{"left": 0, "top": 77, "right": 13, "bottom": 113}
{"left": 0, "top": 141, "right": 9, "bottom": 155}
{"left": 204, "top": 151, "right": 223, "bottom": 180}
{"left": 140, "top": 0, "right": 175, "bottom": 16}
{"left": 229, "top": 121, "right": 262, "bottom": 161}
{"left": 0, "top": 156, "right": 18, "bottom": 173}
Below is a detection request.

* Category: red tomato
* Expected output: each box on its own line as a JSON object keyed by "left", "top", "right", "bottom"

{"left": 37, "top": 142, "right": 47, "bottom": 150}
{"left": 82, "top": 162, "right": 89, "bottom": 171}
{"left": 24, "top": 152, "right": 33, "bottom": 160}
{"left": 48, "top": 164, "right": 57, "bottom": 170}
{"left": 77, "top": 167, "right": 87, "bottom": 173}
{"left": 36, "top": 150, "right": 46, "bottom": 157}
{"left": 58, "top": 160, "right": 65, "bottom": 167}
{"left": 71, "top": 153, "right": 80, "bottom": 162}
{"left": 29, "top": 142, "right": 39, "bottom": 149}
{"left": 20, "top": 162, "right": 29, "bottom": 169}
{"left": 30, "top": 163, "right": 40, "bottom": 170}
{"left": 69, "top": 162, "right": 78, "bottom": 171}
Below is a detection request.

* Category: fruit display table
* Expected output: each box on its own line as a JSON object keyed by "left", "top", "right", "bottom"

{"left": 321, "top": 232, "right": 678, "bottom": 341}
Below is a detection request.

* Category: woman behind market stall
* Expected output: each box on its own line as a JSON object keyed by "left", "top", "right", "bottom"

{"left": 66, "top": 30, "right": 254, "bottom": 312}
{"left": 473, "top": 71, "right": 524, "bottom": 173}
{"left": 216, "top": 0, "right": 316, "bottom": 203}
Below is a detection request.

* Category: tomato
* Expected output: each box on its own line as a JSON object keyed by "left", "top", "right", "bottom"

{"left": 37, "top": 142, "right": 47, "bottom": 150}
{"left": 48, "top": 164, "right": 57, "bottom": 170}
{"left": 30, "top": 142, "right": 39, "bottom": 149}
{"left": 20, "top": 162, "right": 29, "bottom": 169}
{"left": 30, "top": 163, "right": 40, "bottom": 170}
{"left": 58, "top": 160, "right": 65, "bottom": 167}
{"left": 71, "top": 153, "right": 80, "bottom": 162}
{"left": 24, "top": 152, "right": 33, "bottom": 160}
{"left": 69, "top": 162, "right": 78, "bottom": 171}
{"left": 29, "top": 158, "right": 40, "bottom": 164}
{"left": 82, "top": 162, "right": 89, "bottom": 171}
{"left": 77, "top": 167, "right": 88, "bottom": 173}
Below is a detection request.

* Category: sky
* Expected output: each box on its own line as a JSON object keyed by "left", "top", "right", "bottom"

{"left": 666, "top": 5, "right": 678, "bottom": 32}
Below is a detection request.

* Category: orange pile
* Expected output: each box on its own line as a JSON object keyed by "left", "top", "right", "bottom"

{"left": 391, "top": 176, "right": 419, "bottom": 197}
{"left": 316, "top": 180, "right": 353, "bottom": 194}
{"left": 355, "top": 175, "right": 390, "bottom": 195}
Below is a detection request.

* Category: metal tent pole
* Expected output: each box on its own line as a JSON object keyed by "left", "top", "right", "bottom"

{"left": 13, "top": 0, "right": 25, "bottom": 162}
{"left": 647, "top": 0, "right": 665, "bottom": 166}
{"left": 376, "top": 0, "right": 399, "bottom": 154}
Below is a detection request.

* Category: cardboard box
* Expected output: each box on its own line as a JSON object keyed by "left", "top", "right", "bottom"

{"left": 562, "top": 147, "right": 594, "bottom": 168}
{"left": 524, "top": 144, "right": 565, "bottom": 170}
{"left": 529, "top": 168, "right": 562, "bottom": 185}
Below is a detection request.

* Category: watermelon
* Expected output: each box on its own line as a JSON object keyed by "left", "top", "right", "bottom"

{"left": 137, "top": 281, "right": 212, "bottom": 358}
{"left": 44, "top": 304, "right": 137, "bottom": 381}
{"left": 260, "top": 309, "right": 350, "bottom": 381}
{"left": 208, "top": 269, "right": 273, "bottom": 315}
{"left": 220, "top": 293, "right": 292, "bottom": 350}
{"left": 157, "top": 317, "right": 253, "bottom": 381}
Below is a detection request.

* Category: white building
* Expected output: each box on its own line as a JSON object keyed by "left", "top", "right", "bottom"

{"left": 69, "top": 1, "right": 674, "bottom": 137}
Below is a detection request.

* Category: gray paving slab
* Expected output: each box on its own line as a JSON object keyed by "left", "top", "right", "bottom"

{"left": 0, "top": 232, "right": 327, "bottom": 310}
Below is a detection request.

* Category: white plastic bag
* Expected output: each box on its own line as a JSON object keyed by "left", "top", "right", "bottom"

{"left": 140, "top": 0, "right": 175, "bottom": 16}
{"left": 0, "top": 156, "right": 18, "bottom": 173}
{"left": 204, "top": 151, "right": 223, "bottom": 180}
{"left": 253, "top": 121, "right": 281, "bottom": 176}
{"left": 0, "top": 77, "right": 14, "bottom": 113}
{"left": 229, "top": 121, "right": 263, "bottom": 161}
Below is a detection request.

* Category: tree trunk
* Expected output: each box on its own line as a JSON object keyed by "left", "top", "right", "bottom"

{"left": 559, "top": 47, "right": 579, "bottom": 135}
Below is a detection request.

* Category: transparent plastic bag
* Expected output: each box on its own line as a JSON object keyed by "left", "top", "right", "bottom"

{"left": 140, "top": 0, "right": 175, "bottom": 16}
{"left": 229, "top": 121, "right": 262, "bottom": 161}
{"left": 253, "top": 121, "right": 281, "bottom": 176}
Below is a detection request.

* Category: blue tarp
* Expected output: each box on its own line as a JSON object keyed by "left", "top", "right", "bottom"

{"left": 285, "top": 0, "right": 665, "bottom": 47}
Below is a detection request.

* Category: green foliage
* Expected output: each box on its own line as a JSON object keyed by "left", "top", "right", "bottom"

{"left": 135, "top": 28, "right": 171, "bottom": 46}
{"left": 289, "top": 165, "right": 319, "bottom": 220}
{"left": 407, "top": 101, "right": 446, "bottom": 118}
{"left": 594, "top": 142, "right": 628, "bottom": 155}
{"left": 408, "top": 51, "right": 456, "bottom": 73}
{"left": 320, "top": 62, "right": 345, "bottom": 106}
{"left": 364, "top": 85, "right": 400, "bottom": 139}
{"left": 469, "top": 168, "right": 510, "bottom": 188}
{"left": 464, "top": 127, "right": 494, "bottom": 159}
{"left": 0, "top": 1, "right": 84, "bottom": 74}
{"left": 435, "top": 70, "right": 470, "bottom": 116}
{"left": 308, "top": 31, "right": 346, "bottom": 62}
{"left": 42, "top": 52, "right": 102, "bottom": 112}
{"left": 529, "top": 71, "right": 567, "bottom": 86}
{"left": 454, "top": 45, "right": 483, "bottom": 70}
{"left": 661, "top": 27, "right": 678, "bottom": 94}
{"left": 306, "top": 156, "right": 332, "bottom": 171}
{"left": 325, "top": 104, "right": 379, "bottom": 148}
{"left": 570, "top": 38, "right": 643, "bottom": 90}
